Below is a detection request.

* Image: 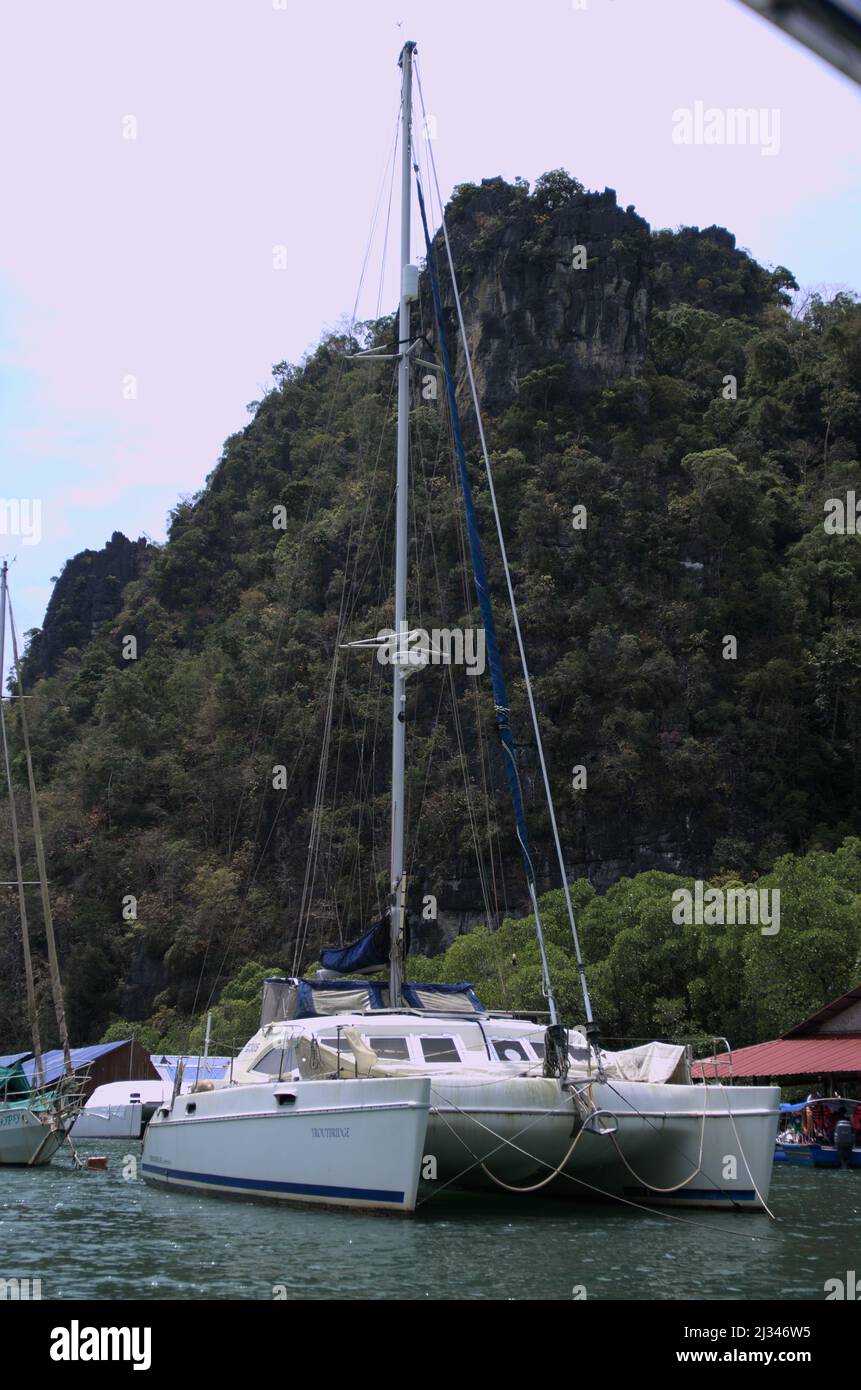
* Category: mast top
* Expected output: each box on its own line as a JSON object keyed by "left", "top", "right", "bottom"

{"left": 398, "top": 40, "right": 417, "bottom": 67}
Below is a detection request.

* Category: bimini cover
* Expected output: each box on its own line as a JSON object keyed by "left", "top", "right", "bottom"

{"left": 320, "top": 915, "right": 410, "bottom": 976}
{"left": 261, "top": 976, "right": 389, "bottom": 1023}
{"left": 261, "top": 978, "right": 300, "bottom": 1025}
{"left": 401, "top": 982, "right": 484, "bottom": 1014}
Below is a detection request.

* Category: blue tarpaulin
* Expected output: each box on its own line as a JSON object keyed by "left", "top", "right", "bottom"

{"left": 0, "top": 1052, "right": 32, "bottom": 1069}
{"left": 780, "top": 1097, "right": 861, "bottom": 1111}
{"left": 21, "top": 1042, "right": 130, "bottom": 1086}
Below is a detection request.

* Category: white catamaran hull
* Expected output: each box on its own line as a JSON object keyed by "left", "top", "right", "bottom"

{"left": 141, "top": 1076, "right": 431, "bottom": 1212}
{"left": 424, "top": 1078, "right": 780, "bottom": 1209}
{"left": 569, "top": 1080, "right": 781, "bottom": 1210}
{"left": 422, "top": 1074, "right": 577, "bottom": 1187}
{"left": 0, "top": 1107, "right": 66, "bottom": 1166}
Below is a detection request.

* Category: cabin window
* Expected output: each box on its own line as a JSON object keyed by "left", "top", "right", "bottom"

{"left": 253, "top": 1045, "right": 296, "bottom": 1075}
{"left": 528, "top": 1039, "right": 585, "bottom": 1062}
{"left": 320, "top": 1036, "right": 354, "bottom": 1054}
{"left": 420, "top": 1036, "right": 461, "bottom": 1064}
{"left": 364, "top": 1036, "right": 410, "bottom": 1060}
{"left": 491, "top": 1038, "right": 530, "bottom": 1062}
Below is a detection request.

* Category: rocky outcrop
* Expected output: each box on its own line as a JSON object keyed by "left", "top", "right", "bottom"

{"left": 650, "top": 223, "right": 796, "bottom": 318}
{"left": 420, "top": 178, "right": 652, "bottom": 416}
{"left": 23, "top": 531, "right": 149, "bottom": 683}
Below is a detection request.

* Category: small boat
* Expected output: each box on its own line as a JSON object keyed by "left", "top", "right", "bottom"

{"left": 73, "top": 1058, "right": 230, "bottom": 1140}
{"left": 72, "top": 1080, "right": 169, "bottom": 1140}
{"left": 0, "top": 562, "right": 84, "bottom": 1164}
{"left": 72, "top": 1058, "right": 230, "bottom": 1139}
{"left": 775, "top": 1142, "right": 861, "bottom": 1170}
{"left": 775, "top": 1096, "right": 861, "bottom": 1169}
{"left": 0, "top": 1058, "right": 83, "bottom": 1165}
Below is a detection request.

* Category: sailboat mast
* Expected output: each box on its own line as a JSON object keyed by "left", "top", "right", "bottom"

{"left": 6, "top": 580, "right": 73, "bottom": 1077}
{"left": 389, "top": 39, "right": 416, "bottom": 1007}
{"left": 0, "top": 562, "right": 45, "bottom": 1087}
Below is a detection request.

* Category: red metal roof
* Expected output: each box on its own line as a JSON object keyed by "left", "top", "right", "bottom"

{"left": 694, "top": 1036, "right": 861, "bottom": 1080}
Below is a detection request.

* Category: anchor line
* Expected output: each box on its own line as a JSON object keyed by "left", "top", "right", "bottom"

{"left": 602, "top": 1078, "right": 776, "bottom": 1218}
{"left": 420, "top": 1091, "right": 766, "bottom": 1241}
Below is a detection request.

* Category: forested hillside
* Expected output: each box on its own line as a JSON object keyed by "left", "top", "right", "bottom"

{"left": 2, "top": 170, "right": 860, "bottom": 1052}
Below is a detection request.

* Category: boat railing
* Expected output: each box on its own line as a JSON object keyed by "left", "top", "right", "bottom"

{"left": 1, "top": 1063, "right": 91, "bottom": 1112}
{"left": 170, "top": 1042, "right": 245, "bottom": 1089}
{"left": 689, "top": 1036, "right": 733, "bottom": 1084}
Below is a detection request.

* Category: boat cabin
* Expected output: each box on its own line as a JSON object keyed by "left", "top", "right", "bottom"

{"left": 226, "top": 976, "right": 685, "bottom": 1085}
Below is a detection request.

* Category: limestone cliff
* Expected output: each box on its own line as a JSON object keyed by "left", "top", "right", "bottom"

{"left": 23, "top": 531, "right": 149, "bottom": 683}
{"left": 420, "top": 176, "right": 651, "bottom": 415}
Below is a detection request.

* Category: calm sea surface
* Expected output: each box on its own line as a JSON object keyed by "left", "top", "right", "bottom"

{"left": 1, "top": 1142, "right": 858, "bottom": 1300}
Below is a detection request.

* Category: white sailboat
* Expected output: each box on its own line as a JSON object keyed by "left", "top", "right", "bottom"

{"left": 0, "top": 561, "right": 85, "bottom": 1165}
{"left": 142, "top": 42, "right": 780, "bottom": 1214}
{"left": 234, "top": 995, "right": 779, "bottom": 1208}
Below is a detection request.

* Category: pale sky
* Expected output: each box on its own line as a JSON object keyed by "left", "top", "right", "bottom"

{"left": 1, "top": 0, "right": 859, "bottom": 646}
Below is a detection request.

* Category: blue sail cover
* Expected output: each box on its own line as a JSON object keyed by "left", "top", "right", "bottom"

{"left": 415, "top": 179, "right": 536, "bottom": 887}
{"left": 320, "top": 918, "right": 387, "bottom": 974}
{"left": 320, "top": 916, "right": 410, "bottom": 975}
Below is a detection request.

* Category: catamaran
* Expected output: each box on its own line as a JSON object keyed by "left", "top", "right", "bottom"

{"left": 142, "top": 42, "right": 780, "bottom": 1214}
{"left": 0, "top": 561, "right": 85, "bottom": 1164}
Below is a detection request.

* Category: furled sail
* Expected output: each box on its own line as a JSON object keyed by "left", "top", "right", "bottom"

{"left": 320, "top": 915, "right": 410, "bottom": 976}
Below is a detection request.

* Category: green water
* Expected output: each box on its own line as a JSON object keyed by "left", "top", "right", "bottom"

{"left": 1, "top": 1143, "right": 858, "bottom": 1300}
